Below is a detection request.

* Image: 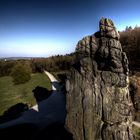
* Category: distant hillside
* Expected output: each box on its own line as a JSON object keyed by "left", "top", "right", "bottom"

{"left": 0, "top": 57, "right": 44, "bottom": 61}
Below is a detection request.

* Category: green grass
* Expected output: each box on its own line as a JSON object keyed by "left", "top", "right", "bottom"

{"left": 0, "top": 73, "right": 51, "bottom": 115}
{"left": 132, "top": 125, "right": 140, "bottom": 139}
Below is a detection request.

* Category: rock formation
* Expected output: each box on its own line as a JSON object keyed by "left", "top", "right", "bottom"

{"left": 65, "top": 18, "right": 133, "bottom": 140}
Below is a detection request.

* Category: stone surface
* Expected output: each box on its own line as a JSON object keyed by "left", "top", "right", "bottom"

{"left": 65, "top": 18, "right": 133, "bottom": 140}
{"left": 100, "top": 17, "right": 120, "bottom": 40}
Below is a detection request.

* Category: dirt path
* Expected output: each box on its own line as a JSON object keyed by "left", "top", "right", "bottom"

{"left": 44, "top": 71, "right": 62, "bottom": 91}
{"left": 132, "top": 121, "right": 140, "bottom": 128}
{"left": 44, "top": 71, "right": 58, "bottom": 82}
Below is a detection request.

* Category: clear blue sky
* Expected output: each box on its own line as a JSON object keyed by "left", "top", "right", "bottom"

{"left": 0, "top": 0, "right": 140, "bottom": 57}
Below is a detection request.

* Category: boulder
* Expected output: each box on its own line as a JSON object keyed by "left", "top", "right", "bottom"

{"left": 65, "top": 18, "right": 133, "bottom": 140}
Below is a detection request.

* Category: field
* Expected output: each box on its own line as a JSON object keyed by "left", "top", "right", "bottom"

{"left": 0, "top": 73, "right": 51, "bottom": 115}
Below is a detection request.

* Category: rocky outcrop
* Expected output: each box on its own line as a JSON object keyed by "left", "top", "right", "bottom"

{"left": 100, "top": 17, "right": 120, "bottom": 40}
{"left": 65, "top": 18, "right": 133, "bottom": 140}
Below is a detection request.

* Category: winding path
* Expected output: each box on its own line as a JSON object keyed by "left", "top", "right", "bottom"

{"left": 132, "top": 121, "right": 140, "bottom": 128}
{"left": 44, "top": 71, "right": 61, "bottom": 91}
{"left": 44, "top": 71, "right": 58, "bottom": 82}
{"left": 0, "top": 71, "right": 66, "bottom": 129}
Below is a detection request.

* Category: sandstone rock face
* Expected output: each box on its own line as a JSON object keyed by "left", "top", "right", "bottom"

{"left": 100, "top": 17, "right": 120, "bottom": 40}
{"left": 65, "top": 18, "right": 133, "bottom": 140}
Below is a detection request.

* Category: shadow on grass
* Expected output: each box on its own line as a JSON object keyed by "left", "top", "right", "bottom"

{"left": 0, "top": 86, "right": 52, "bottom": 124}
{"left": 0, "top": 122, "right": 73, "bottom": 140}
{"left": 34, "top": 123, "right": 73, "bottom": 140}
{"left": 0, "top": 123, "right": 39, "bottom": 140}
{"left": 0, "top": 103, "right": 29, "bottom": 124}
{"left": 57, "top": 73, "right": 67, "bottom": 83}
{"left": 0, "top": 85, "right": 73, "bottom": 139}
{"left": 33, "top": 86, "right": 52, "bottom": 102}
{"left": 55, "top": 73, "right": 67, "bottom": 93}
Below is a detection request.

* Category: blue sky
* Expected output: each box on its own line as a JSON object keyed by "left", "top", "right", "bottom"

{"left": 0, "top": 0, "right": 140, "bottom": 57}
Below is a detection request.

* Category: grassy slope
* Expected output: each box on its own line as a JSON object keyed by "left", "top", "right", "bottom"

{"left": 0, "top": 73, "right": 51, "bottom": 115}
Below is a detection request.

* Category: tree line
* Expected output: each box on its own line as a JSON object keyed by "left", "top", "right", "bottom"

{"left": 120, "top": 26, "right": 140, "bottom": 71}
{"left": 0, "top": 53, "right": 75, "bottom": 84}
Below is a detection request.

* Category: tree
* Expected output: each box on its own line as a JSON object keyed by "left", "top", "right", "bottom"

{"left": 10, "top": 63, "right": 31, "bottom": 84}
{"left": 120, "top": 25, "right": 140, "bottom": 71}
{"left": 0, "top": 61, "right": 15, "bottom": 77}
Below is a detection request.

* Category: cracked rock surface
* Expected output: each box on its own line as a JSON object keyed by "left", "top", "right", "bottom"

{"left": 65, "top": 18, "right": 133, "bottom": 140}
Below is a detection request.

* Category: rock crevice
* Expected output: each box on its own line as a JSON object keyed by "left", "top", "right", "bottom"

{"left": 65, "top": 18, "right": 133, "bottom": 140}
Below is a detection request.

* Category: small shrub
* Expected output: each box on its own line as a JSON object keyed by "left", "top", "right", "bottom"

{"left": 10, "top": 64, "right": 31, "bottom": 84}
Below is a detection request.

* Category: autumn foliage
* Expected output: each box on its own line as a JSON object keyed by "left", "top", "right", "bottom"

{"left": 120, "top": 26, "right": 140, "bottom": 71}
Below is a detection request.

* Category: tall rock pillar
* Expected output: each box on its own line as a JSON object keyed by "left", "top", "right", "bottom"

{"left": 65, "top": 18, "right": 133, "bottom": 140}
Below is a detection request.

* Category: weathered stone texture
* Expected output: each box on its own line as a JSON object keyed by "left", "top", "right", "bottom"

{"left": 100, "top": 17, "right": 120, "bottom": 40}
{"left": 65, "top": 18, "right": 133, "bottom": 140}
